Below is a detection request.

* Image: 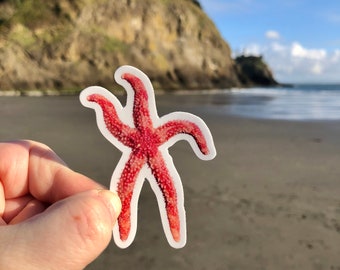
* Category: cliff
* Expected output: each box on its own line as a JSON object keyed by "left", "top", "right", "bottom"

{"left": 0, "top": 0, "right": 277, "bottom": 93}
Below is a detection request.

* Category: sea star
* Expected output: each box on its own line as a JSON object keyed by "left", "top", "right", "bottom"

{"left": 80, "top": 65, "right": 216, "bottom": 249}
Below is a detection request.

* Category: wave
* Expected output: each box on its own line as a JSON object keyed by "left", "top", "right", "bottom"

{"left": 226, "top": 85, "right": 340, "bottom": 120}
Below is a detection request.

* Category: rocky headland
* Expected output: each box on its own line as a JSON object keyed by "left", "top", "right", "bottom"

{"left": 0, "top": 0, "right": 278, "bottom": 93}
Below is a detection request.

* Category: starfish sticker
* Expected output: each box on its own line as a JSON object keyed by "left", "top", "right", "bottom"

{"left": 80, "top": 65, "right": 216, "bottom": 249}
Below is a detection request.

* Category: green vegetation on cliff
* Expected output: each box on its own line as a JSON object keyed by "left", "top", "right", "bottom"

{"left": 0, "top": 0, "right": 277, "bottom": 92}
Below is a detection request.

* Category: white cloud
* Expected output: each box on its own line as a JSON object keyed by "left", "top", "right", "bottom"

{"left": 311, "top": 63, "right": 323, "bottom": 75}
{"left": 331, "top": 50, "right": 340, "bottom": 62}
{"left": 291, "top": 42, "right": 327, "bottom": 60}
{"left": 241, "top": 40, "right": 340, "bottom": 83}
{"left": 265, "top": 30, "right": 280, "bottom": 40}
{"left": 271, "top": 42, "right": 285, "bottom": 52}
{"left": 242, "top": 43, "right": 262, "bottom": 56}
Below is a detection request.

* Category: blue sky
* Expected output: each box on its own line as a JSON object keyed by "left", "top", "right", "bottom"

{"left": 199, "top": 0, "right": 340, "bottom": 83}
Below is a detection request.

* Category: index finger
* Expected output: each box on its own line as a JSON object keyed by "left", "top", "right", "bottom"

{"left": 0, "top": 140, "right": 104, "bottom": 203}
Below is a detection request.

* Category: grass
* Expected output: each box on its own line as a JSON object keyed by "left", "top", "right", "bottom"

{"left": 8, "top": 24, "right": 36, "bottom": 48}
{"left": 9, "top": 0, "right": 69, "bottom": 29}
{"left": 82, "top": 25, "right": 128, "bottom": 53}
{"left": 12, "top": 0, "right": 50, "bottom": 28}
{"left": 102, "top": 35, "right": 127, "bottom": 53}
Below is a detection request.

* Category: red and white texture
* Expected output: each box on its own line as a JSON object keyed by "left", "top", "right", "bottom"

{"left": 80, "top": 66, "right": 216, "bottom": 249}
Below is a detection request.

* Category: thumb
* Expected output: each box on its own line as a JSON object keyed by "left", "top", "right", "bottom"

{"left": 0, "top": 189, "right": 121, "bottom": 270}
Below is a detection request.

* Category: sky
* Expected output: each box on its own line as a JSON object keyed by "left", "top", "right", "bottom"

{"left": 199, "top": 0, "right": 340, "bottom": 83}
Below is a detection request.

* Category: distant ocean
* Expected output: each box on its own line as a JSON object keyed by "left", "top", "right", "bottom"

{"left": 222, "top": 84, "right": 340, "bottom": 120}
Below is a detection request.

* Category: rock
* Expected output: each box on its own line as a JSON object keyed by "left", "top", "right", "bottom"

{"left": 235, "top": 55, "right": 278, "bottom": 86}
{"left": 0, "top": 0, "right": 277, "bottom": 92}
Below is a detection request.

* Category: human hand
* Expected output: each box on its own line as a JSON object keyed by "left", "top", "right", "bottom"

{"left": 0, "top": 140, "right": 121, "bottom": 270}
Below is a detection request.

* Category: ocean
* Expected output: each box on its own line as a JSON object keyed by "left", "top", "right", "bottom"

{"left": 221, "top": 84, "right": 340, "bottom": 121}
{"left": 1, "top": 83, "right": 340, "bottom": 121}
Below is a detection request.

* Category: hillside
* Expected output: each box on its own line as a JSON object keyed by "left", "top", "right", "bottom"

{"left": 0, "top": 0, "right": 277, "bottom": 93}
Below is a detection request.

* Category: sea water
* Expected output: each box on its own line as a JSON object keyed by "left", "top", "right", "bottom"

{"left": 224, "top": 84, "right": 340, "bottom": 120}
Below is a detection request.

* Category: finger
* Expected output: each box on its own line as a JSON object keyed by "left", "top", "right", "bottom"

{"left": 0, "top": 141, "right": 30, "bottom": 199}
{"left": 0, "top": 189, "right": 121, "bottom": 270}
{"left": 8, "top": 199, "right": 47, "bottom": 225}
{"left": 0, "top": 182, "right": 4, "bottom": 216}
{"left": 0, "top": 140, "right": 103, "bottom": 202}
{"left": 2, "top": 195, "right": 36, "bottom": 222}
{"left": 0, "top": 217, "right": 6, "bottom": 225}
{"left": 27, "top": 141, "right": 105, "bottom": 202}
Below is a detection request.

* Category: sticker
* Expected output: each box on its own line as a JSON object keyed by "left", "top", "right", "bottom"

{"left": 80, "top": 65, "right": 216, "bottom": 249}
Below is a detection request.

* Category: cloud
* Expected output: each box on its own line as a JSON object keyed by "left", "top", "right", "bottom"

{"left": 271, "top": 42, "right": 286, "bottom": 52}
{"left": 311, "top": 63, "right": 323, "bottom": 75}
{"left": 241, "top": 40, "right": 340, "bottom": 83}
{"left": 291, "top": 42, "right": 327, "bottom": 60}
{"left": 242, "top": 43, "right": 262, "bottom": 56}
{"left": 331, "top": 50, "right": 340, "bottom": 61}
{"left": 265, "top": 30, "right": 280, "bottom": 40}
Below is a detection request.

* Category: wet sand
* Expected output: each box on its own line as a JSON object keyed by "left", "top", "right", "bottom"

{"left": 1, "top": 95, "right": 340, "bottom": 269}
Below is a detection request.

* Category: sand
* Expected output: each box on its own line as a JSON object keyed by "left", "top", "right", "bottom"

{"left": 1, "top": 95, "right": 340, "bottom": 270}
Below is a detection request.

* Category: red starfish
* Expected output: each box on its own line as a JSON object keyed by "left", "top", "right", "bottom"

{"left": 80, "top": 66, "right": 216, "bottom": 248}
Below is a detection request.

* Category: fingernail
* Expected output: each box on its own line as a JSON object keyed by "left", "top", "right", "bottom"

{"left": 97, "top": 190, "right": 121, "bottom": 224}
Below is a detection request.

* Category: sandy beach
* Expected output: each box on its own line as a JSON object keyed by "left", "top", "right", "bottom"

{"left": 1, "top": 94, "right": 340, "bottom": 269}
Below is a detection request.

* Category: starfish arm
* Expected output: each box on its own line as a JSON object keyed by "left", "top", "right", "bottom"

{"left": 121, "top": 72, "right": 154, "bottom": 130}
{"left": 115, "top": 152, "right": 147, "bottom": 242}
{"left": 86, "top": 93, "right": 137, "bottom": 147}
{"left": 148, "top": 150, "right": 184, "bottom": 244}
{"left": 156, "top": 118, "right": 212, "bottom": 156}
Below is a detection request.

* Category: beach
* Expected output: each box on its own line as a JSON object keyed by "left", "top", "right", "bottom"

{"left": 1, "top": 94, "right": 340, "bottom": 269}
